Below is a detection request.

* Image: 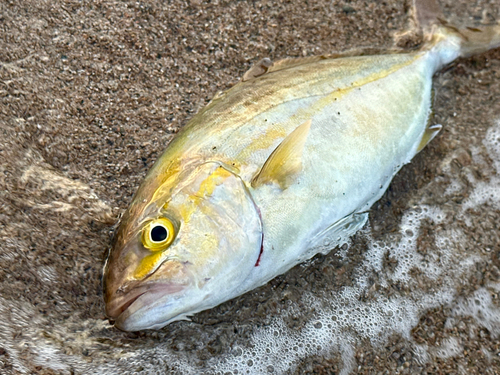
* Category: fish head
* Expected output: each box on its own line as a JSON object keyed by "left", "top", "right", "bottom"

{"left": 103, "top": 162, "right": 263, "bottom": 331}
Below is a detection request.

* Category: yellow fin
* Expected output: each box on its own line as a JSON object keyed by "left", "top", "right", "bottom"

{"left": 417, "top": 124, "right": 442, "bottom": 152}
{"left": 251, "top": 119, "right": 312, "bottom": 189}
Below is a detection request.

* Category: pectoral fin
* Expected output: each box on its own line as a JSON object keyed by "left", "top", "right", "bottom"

{"left": 417, "top": 124, "right": 442, "bottom": 152}
{"left": 251, "top": 119, "right": 312, "bottom": 189}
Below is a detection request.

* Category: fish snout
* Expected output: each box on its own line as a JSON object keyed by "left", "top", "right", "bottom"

{"left": 103, "top": 241, "right": 191, "bottom": 329}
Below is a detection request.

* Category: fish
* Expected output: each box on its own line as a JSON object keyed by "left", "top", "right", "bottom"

{"left": 103, "top": 0, "right": 500, "bottom": 331}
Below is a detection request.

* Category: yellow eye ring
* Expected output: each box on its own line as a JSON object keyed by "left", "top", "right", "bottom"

{"left": 142, "top": 217, "right": 175, "bottom": 251}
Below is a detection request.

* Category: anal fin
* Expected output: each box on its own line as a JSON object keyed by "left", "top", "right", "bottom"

{"left": 417, "top": 124, "right": 442, "bottom": 152}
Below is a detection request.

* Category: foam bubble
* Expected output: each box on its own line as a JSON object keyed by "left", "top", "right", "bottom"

{"left": 444, "top": 178, "right": 463, "bottom": 195}
{"left": 433, "top": 337, "right": 463, "bottom": 359}
{"left": 207, "top": 199, "right": 470, "bottom": 374}
{"left": 461, "top": 124, "right": 500, "bottom": 213}
{"left": 451, "top": 288, "right": 500, "bottom": 338}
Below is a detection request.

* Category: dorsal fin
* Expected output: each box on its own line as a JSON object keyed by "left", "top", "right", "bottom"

{"left": 251, "top": 119, "right": 312, "bottom": 189}
{"left": 241, "top": 49, "right": 404, "bottom": 82}
{"left": 242, "top": 58, "right": 273, "bottom": 82}
{"left": 242, "top": 56, "right": 334, "bottom": 82}
{"left": 265, "top": 55, "right": 330, "bottom": 74}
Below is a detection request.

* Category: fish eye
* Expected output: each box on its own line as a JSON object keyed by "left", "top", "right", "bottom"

{"left": 150, "top": 225, "right": 168, "bottom": 242}
{"left": 142, "top": 217, "right": 175, "bottom": 251}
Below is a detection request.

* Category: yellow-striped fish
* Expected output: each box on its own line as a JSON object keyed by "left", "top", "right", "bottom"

{"left": 103, "top": 0, "right": 500, "bottom": 331}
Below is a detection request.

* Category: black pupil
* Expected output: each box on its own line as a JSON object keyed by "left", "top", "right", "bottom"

{"left": 151, "top": 225, "right": 168, "bottom": 242}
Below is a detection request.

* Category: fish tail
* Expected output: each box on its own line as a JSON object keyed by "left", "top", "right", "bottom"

{"left": 456, "top": 24, "right": 500, "bottom": 58}
{"left": 413, "top": 0, "right": 500, "bottom": 67}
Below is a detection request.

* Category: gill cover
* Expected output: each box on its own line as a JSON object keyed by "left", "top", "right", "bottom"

{"left": 163, "top": 161, "right": 264, "bottom": 288}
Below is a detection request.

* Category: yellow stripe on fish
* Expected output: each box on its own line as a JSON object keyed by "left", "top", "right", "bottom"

{"left": 178, "top": 165, "right": 233, "bottom": 224}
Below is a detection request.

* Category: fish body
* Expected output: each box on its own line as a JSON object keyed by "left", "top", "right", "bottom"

{"left": 103, "top": 6, "right": 500, "bottom": 331}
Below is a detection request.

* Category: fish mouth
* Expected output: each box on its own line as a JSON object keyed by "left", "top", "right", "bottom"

{"left": 105, "top": 283, "right": 186, "bottom": 321}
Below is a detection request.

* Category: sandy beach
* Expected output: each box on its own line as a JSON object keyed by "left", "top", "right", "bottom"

{"left": 1, "top": 0, "right": 499, "bottom": 373}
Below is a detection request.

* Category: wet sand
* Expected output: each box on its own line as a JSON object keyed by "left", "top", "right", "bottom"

{"left": 1, "top": 0, "right": 499, "bottom": 374}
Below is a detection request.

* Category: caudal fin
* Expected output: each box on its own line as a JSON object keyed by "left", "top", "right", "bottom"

{"left": 458, "top": 25, "right": 500, "bottom": 57}
{"left": 413, "top": 0, "right": 500, "bottom": 58}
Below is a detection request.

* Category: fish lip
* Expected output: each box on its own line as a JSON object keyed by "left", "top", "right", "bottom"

{"left": 105, "top": 283, "right": 185, "bottom": 320}
{"left": 105, "top": 285, "right": 147, "bottom": 319}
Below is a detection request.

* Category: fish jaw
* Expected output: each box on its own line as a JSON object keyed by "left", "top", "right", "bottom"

{"left": 114, "top": 289, "right": 175, "bottom": 331}
{"left": 105, "top": 282, "right": 186, "bottom": 325}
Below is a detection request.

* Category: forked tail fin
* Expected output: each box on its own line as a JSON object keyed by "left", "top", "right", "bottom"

{"left": 458, "top": 25, "right": 500, "bottom": 57}
{"left": 413, "top": 0, "right": 500, "bottom": 59}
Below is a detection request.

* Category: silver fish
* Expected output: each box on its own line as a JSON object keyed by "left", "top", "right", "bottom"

{"left": 103, "top": 0, "right": 500, "bottom": 330}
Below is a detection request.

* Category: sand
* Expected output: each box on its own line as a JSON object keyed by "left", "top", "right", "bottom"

{"left": 0, "top": 0, "right": 499, "bottom": 374}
